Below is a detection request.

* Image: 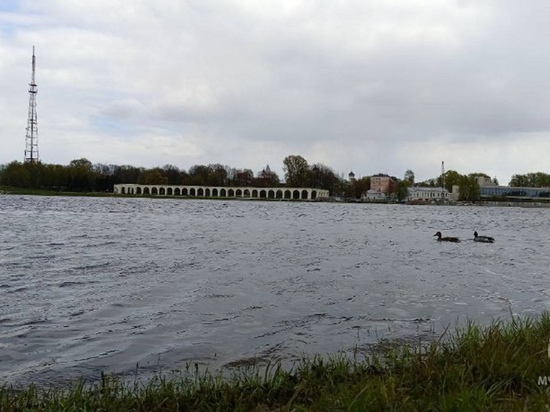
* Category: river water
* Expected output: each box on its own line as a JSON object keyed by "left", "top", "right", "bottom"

{"left": 1, "top": 195, "right": 549, "bottom": 385}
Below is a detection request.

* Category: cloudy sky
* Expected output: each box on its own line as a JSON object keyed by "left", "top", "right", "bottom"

{"left": 1, "top": 0, "right": 550, "bottom": 184}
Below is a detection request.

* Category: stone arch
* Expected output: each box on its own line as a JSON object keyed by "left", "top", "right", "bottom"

{"left": 113, "top": 185, "right": 332, "bottom": 200}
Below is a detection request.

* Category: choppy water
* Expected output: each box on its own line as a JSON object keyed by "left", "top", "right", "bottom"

{"left": 1, "top": 195, "right": 549, "bottom": 385}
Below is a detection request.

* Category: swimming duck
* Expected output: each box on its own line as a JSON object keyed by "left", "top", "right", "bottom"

{"left": 474, "top": 231, "right": 494, "bottom": 243}
{"left": 434, "top": 231, "right": 460, "bottom": 242}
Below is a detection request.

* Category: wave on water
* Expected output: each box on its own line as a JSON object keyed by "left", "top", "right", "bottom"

{"left": 0, "top": 196, "right": 548, "bottom": 385}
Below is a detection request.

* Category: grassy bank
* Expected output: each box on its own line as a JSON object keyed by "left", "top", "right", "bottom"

{"left": 0, "top": 185, "right": 114, "bottom": 197}
{"left": 0, "top": 186, "right": 311, "bottom": 201}
{"left": 2, "top": 315, "right": 550, "bottom": 411}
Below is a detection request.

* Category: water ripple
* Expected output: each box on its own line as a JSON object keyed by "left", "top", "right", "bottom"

{"left": 0, "top": 196, "right": 548, "bottom": 385}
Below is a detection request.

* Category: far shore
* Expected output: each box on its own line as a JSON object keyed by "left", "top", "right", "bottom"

{"left": 2, "top": 185, "right": 550, "bottom": 207}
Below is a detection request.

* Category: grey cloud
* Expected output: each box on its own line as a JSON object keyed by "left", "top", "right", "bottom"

{"left": 2, "top": 1, "right": 550, "bottom": 183}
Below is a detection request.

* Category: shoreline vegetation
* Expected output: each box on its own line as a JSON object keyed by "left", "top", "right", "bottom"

{"left": 0, "top": 185, "right": 114, "bottom": 197}
{"left": 2, "top": 315, "right": 550, "bottom": 411}
{"left": 3, "top": 156, "right": 550, "bottom": 204}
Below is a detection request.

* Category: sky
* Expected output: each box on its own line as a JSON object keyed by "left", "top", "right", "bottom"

{"left": 1, "top": 0, "right": 550, "bottom": 184}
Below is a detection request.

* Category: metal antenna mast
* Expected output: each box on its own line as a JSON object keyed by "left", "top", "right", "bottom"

{"left": 24, "top": 46, "right": 39, "bottom": 163}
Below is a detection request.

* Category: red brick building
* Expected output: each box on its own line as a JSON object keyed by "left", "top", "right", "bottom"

{"left": 370, "top": 173, "right": 397, "bottom": 194}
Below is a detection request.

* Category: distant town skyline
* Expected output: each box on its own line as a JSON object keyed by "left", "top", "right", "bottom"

{"left": 2, "top": 1, "right": 550, "bottom": 184}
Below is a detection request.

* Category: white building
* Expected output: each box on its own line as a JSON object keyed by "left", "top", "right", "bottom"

{"left": 476, "top": 176, "right": 497, "bottom": 187}
{"left": 407, "top": 187, "right": 450, "bottom": 202}
{"left": 362, "top": 189, "right": 387, "bottom": 201}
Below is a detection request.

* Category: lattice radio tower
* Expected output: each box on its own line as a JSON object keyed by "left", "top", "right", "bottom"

{"left": 24, "top": 46, "right": 39, "bottom": 163}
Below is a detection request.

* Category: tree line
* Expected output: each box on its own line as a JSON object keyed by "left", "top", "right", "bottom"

{"left": 509, "top": 172, "right": 550, "bottom": 188}
{"left": 415, "top": 170, "right": 488, "bottom": 202}
{"left": 1, "top": 155, "right": 548, "bottom": 201}
{"left": 0, "top": 155, "right": 371, "bottom": 198}
{"left": 0, "top": 159, "right": 278, "bottom": 193}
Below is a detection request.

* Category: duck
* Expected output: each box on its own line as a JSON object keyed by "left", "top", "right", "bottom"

{"left": 474, "top": 231, "right": 494, "bottom": 243}
{"left": 434, "top": 231, "right": 460, "bottom": 242}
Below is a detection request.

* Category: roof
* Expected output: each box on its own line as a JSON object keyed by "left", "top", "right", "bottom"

{"left": 408, "top": 187, "right": 449, "bottom": 193}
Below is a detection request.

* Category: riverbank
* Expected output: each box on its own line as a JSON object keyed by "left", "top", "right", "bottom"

{"left": 4, "top": 185, "right": 550, "bottom": 208}
{"left": 0, "top": 186, "right": 113, "bottom": 197}
{"left": 2, "top": 315, "right": 550, "bottom": 411}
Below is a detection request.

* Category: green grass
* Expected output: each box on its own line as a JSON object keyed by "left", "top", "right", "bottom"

{"left": 0, "top": 186, "right": 308, "bottom": 201}
{"left": 2, "top": 315, "right": 550, "bottom": 411}
{"left": 0, "top": 186, "right": 113, "bottom": 197}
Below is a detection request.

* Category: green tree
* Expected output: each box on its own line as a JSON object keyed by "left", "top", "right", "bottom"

{"left": 187, "top": 165, "right": 211, "bottom": 185}
{"left": 328, "top": 178, "right": 347, "bottom": 198}
{"left": 69, "top": 158, "right": 93, "bottom": 171}
{"left": 283, "top": 155, "right": 309, "bottom": 187}
{"left": 404, "top": 169, "right": 415, "bottom": 185}
{"left": 510, "top": 172, "right": 550, "bottom": 187}
{"left": 43, "top": 163, "right": 69, "bottom": 190}
{"left": 0, "top": 161, "right": 31, "bottom": 187}
{"left": 114, "top": 165, "right": 143, "bottom": 184}
{"left": 509, "top": 174, "right": 528, "bottom": 187}
{"left": 68, "top": 158, "right": 94, "bottom": 191}
{"left": 231, "top": 169, "right": 254, "bottom": 186}
{"left": 93, "top": 163, "right": 116, "bottom": 191}
{"left": 394, "top": 179, "right": 411, "bottom": 202}
{"left": 458, "top": 174, "right": 481, "bottom": 201}
{"left": 439, "top": 170, "right": 462, "bottom": 192}
{"left": 350, "top": 176, "right": 370, "bottom": 199}
{"left": 208, "top": 164, "right": 229, "bottom": 186}
{"left": 162, "top": 164, "right": 183, "bottom": 185}
{"left": 140, "top": 168, "right": 168, "bottom": 185}
{"left": 310, "top": 163, "right": 340, "bottom": 194}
